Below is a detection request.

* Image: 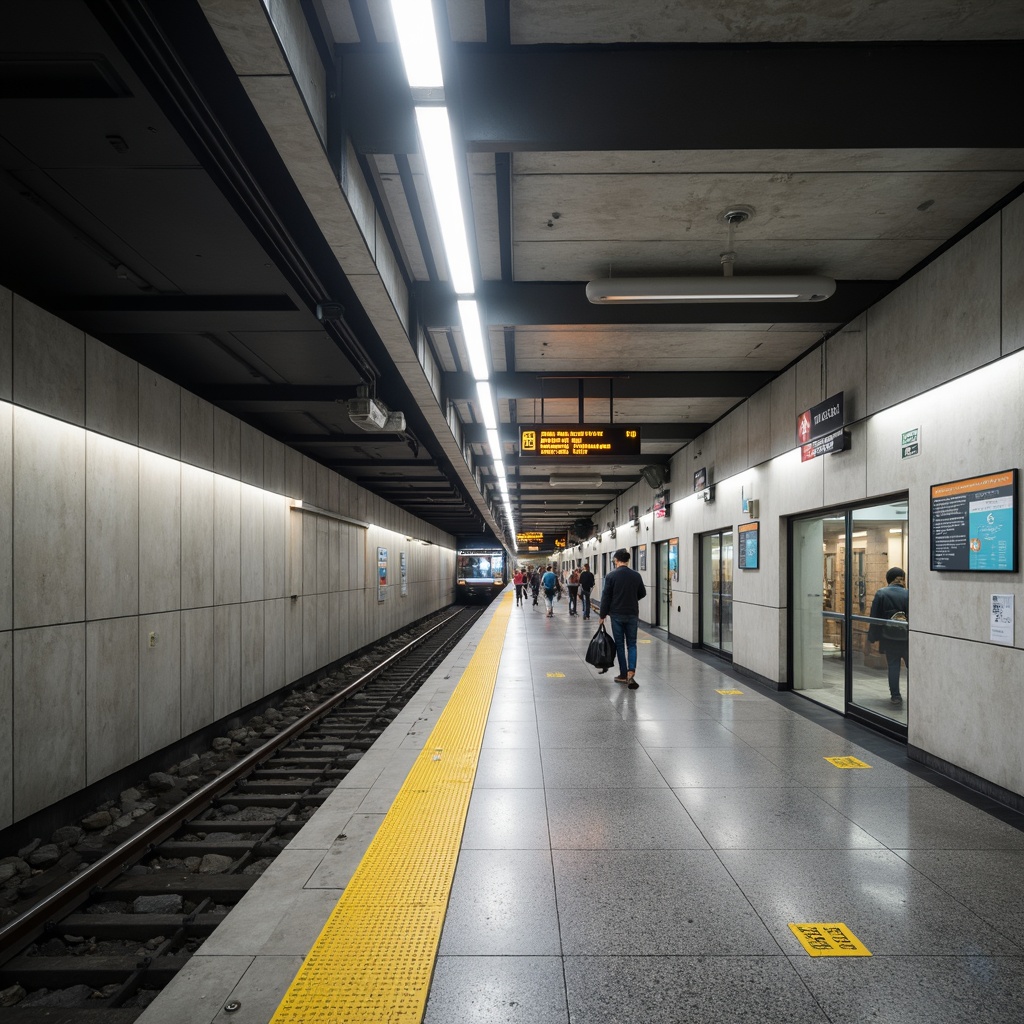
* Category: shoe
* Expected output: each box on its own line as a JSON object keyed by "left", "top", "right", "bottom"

{"left": 628, "top": 680, "right": 639, "bottom": 689}
{"left": 890, "top": 694, "right": 903, "bottom": 704}
{"left": 613, "top": 675, "right": 629, "bottom": 683}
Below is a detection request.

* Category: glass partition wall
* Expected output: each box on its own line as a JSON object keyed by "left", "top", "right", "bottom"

{"left": 701, "top": 529, "right": 734, "bottom": 656}
{"left": 791, "top": 500, "right": 909, "bottom": 730}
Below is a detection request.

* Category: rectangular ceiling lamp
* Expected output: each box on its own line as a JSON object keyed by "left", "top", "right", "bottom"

{"left": 486, "top": 427, "right": 501, "bottom": 459}
{"left": 390, "top": 0, "right": 443, "bottom": 88}
{"left": 415, "top": 106, "right": 475, "bottom": 295}
{"left": 475, "top": 379, "right": 497, "bottom": 429}
{"left": 458, "top": 299, "right": 490, "bottom": 380}
{"left": 586, "top": 275, "right": 835, "bottom": 303}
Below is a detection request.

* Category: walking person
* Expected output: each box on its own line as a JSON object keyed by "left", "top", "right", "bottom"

{"left": 541, "top": 564, "right": 559, "bottom": 617}
{"left": 530, "top": 570, "right": 540, "bottom": 607}
{"left": 579, "top": 563, "right": 595, "bottom": 619}
{"left": 867, "top": 567, "right": 909, "bottom": 704}
{"left": 513, "top": 568, "right": 524, "bottom": 606}
{"left": 567, "top": 568, "right": 580, "bottom": 616}
{"left": 598, "top": 548, "right": 646, "bottom": 688}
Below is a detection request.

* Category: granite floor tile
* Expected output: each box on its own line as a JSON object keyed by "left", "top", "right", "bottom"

{"left": 424, "top": 956, "right": 568, "bottom": 1024}
{"left": 462, "top": 787, "right": 551, "bottom": 849}
{"left": 541, "top": 745, "right": 667, "bottom": 788}
{"left": 553, "top": 849, "right": 778, "bottom": 955}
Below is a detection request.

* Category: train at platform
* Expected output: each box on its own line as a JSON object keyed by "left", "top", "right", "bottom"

{"left": 454, "top": 541, "right": 509, "bottom": 604}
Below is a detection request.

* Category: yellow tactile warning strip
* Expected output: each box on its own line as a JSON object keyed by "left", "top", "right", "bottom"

{"left": 789, "top": 922, "right": 872, "bottom": 956}
{"left": 270, "top": 594, "right": 513, "bottom": 1024}
{"left": 823, "top": 755, "right": 872, "bottom": 769}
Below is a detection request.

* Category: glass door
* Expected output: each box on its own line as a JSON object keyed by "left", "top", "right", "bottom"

{"left": 655, "top": 541, "right": 671, "bottom": 630}
{"left": 791, "top": 500, "right": 908, "bottom": 727}
{"left": 700, "top": 529, "right": 733, "bottom": 655}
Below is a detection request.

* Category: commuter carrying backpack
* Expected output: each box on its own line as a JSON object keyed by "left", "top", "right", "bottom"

{"left": 884, "top": 611, "right": 908, "bottom": 640}
{"left": 585, "top": 623, "right": 617, "bottom": 672}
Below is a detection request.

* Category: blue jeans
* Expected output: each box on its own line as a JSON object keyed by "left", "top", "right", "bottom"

{"left": 580, "top": 589, "right": 592, "bottom": 618}
{"left": 610, "top": 615, "right": 639, "bottom": 676}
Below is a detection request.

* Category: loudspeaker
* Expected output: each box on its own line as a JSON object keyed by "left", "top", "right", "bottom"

{"left": 640, "top": 464, "right": 669, "bottom": 488}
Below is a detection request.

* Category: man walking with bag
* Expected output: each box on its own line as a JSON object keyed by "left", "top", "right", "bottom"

{"left": 598, "top": 548, "right": 646, "bottom": 688}
{"left": 578, "top": 563, "right": 595, "bottom": 619}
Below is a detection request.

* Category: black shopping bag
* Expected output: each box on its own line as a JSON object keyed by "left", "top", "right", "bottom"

{"left": 585, "top": 623, "right": 617, "bottom": 672}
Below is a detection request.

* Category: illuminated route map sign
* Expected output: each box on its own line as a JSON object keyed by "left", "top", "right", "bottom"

{"left": 930, "top": 469, "right": 1018, "bottom": 572}
{"left": 519, "top": 424, "right": 641, "bottom": 460}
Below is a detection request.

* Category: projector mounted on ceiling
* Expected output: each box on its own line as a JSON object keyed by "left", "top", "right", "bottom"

{"left": 586, "top": 205, "right": 835, "bottom": 304}
{"left": 346, "top": 385, "right": 405, "bottom": 432}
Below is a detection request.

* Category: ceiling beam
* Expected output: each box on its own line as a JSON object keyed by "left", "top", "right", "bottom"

{"left": 415, "top": 280, "right": 890, "bottom": 328}
{"left": 342, "top": 42, "right": 1024, "bottom": 153}
{"left": 446, "top": 371, "right": 769, "bottom": 401}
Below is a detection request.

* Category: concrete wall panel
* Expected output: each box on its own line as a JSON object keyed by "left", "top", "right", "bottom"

{"left": 13, "top": 296, "right": 85, "bottom": 425}
{"left": 214, "top": 603, "right": 241, "bottom": 720}
{"left": 86, "top": 617, "right": 139, "bottom": 784}
{"left": 1004, "top": 196, "right": 1024, "bottom": 356}
{"left": 14, "top": 624, "right": 86, "bottom": 818}
{"left": 241, "top": 601, "right": 264, "bottom": 706}
{"left": 240, "top": 421, "right": 264, "bottom": 488}
{"left": 867, "top": 218, "right": 1001, "bottom": 413}
{"left": 214, "top": 406, "right": 240, "bottom": 479}
{"left": 0, "top": 286, "right": 11, "bottom": 401}
{"left": 264, "top": 492, "right": 287, "bottom": 599}
{"left": 769, "top": 366, "right": 797, "bottom": 459}
{"left": 86, "top": 433, "right": 139, "bottom": 620}
{"left": 86, "top": 336, "right": 138, "bottom": 445}
{"left": 0, "top": 403, "right": 10, "bottom": 631}
{"left": 182, "top": 464, "right": 215, "bottom": 609}
{"left": 285, "top": 592, "right": 303, "bottom": 682}
{"left": 139, "top": 450, "right": 181, "bottom": 615}
{"left": 0, "top": 632, "right": 11, "bottom": 828}
{"left": 181, "top": 607, "right": 215, "bottom": 735}
{"left": 181, "top": 392, "right": 214, "bottom": 471}
{"left": 139, "top": 612, "right": 181, "bottom": 758}
{"left": 264, "top": 597, "right": 286, "bottom": 694}
{"left": 241, "top": 483, "right": 265, "bottom": 603}
{"left": 138, "top": 367, "right": 181, "bottom": 460}
{"left": 214, "top": 475, "right": 241, "bottom": 605}
{"left": 746, "top": 385, "right": 772, "bottom": 467}
{"left": 13, "top": 409, "right": 85, "bottom": 628}
{"left": 265, "top": 436, "right": 286, "bottom": 495}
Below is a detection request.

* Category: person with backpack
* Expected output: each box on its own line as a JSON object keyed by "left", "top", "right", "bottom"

{"left": 867, "top": 567, "right": 909, "bottom": 705}
{"left": 541, "top": 564, "right": 559, "bottom": 617}
{"left": 567, "top": 568, "right": 580, "bottom": 616}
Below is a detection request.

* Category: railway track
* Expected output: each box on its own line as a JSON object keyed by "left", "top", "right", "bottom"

{"left": 0, "top": 605, "right": 483, "bottom": 1019}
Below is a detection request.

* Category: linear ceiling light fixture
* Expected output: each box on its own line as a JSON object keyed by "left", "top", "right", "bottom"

{"left": 390, "top": 0, "right": 443, "bottom": 88}
{"left": 586, "top": 207, "right": 835, "bottom": 304}
{"left": 458, "top": 299, "right": 490, "bottom": 380}
{"left": 415, "top": 107, "right": 475, "bottom": 295}
{"left": 475, "top": 379, "right": 498, "bottom": 428}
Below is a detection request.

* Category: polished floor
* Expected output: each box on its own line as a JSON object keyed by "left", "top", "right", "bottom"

{"left": 423, "top": 596, "right": 1024, "bottom": 1024}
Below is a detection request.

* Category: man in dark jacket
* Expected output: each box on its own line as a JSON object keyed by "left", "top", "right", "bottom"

{"left": 598, "top": 548, "right": 646, "bottom": 688}
{"left": 578, "top": 564, "right": 595, "bottom": 619}
{"left": 867, "top": 567, "right": 909, "bottom": 704}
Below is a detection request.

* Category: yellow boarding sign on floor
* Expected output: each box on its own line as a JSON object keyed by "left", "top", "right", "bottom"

{"left": 824, "top": 755, "right": 871, "bottom": 769}
{"left": 546, "top": 672, "right": 565, "bottom": 678}
{"left": 716, "top": 689, "right": 743, "bottom": 695}
{"left": 789, "top": 922, "right": 871, "bottom": 957}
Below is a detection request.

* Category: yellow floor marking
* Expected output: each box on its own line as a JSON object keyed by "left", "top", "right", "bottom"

{"left": 716, "top": 688, "right": 743, "bottom": 695}
{"left": 546, "top": 671, "right": 565, "bottom": 677}
{"left": 824, "top": 755, "right": 872, "bottom": 769}
{"left": 789, "top": 922, "right": 871, "bottom": 956}
{"left": 270, "top": 594, "right": 513, "bottom": 1023}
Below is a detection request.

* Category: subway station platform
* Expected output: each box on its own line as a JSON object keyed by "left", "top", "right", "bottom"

{"left": 139, "top": 591, "right": 1024, "bottom": 1024}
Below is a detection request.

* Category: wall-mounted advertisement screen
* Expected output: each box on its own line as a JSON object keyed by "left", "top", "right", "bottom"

{"left": 654, "top": 491, "right": 669, "bottom": 519}
{"left": 738, "top": 521, "right": 759, "bottom": 570}
{"left": 930, "top": 469, "right": 1018, "bottom": 572}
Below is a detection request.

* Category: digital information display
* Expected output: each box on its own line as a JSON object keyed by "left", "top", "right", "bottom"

{"left": 519, "top": 424, "right": 641, "bottom": 460}
{"left": 738, "top": 521, "right": 759, "bottom": 570}
{"left": 930, "top": 470, "right": 1018, "bottom": 572}
{"left": 797, "top": 392, "right": 848, "bottom": 462}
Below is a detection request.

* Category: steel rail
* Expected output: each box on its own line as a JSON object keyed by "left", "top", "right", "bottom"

{"left": 0, "top": 608, "right": 475, "bottom": 962}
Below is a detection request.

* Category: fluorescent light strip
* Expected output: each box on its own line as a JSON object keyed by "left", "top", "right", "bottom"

{"left": 475, "top": 379, "right": 497, "bottom": 429}
{"left": 415, "top": 107, "right": 475, "bottom": 295}
{"left": 493, "top": 457, "right": 506, "bottom": 477}
{"left": 458, "top": 300, "right": 490, "bottom": 380}
{"left": 486, "top": 427, "right": 501, "bottom": 459}
{"left": 389, "top": 0, "right": 443, "bottom": 88}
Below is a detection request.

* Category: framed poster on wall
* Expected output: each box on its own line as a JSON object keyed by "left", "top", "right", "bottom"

{"left": 930, "top": 469, "right": 1018, "bottom": 572}
{"left": 738, "top": 521, "right": 759, "bottom": 569}
{"left": 378, "top": 546, "right": 388, "bottom": 601}
{"left": 639, "top": 544, "right": 647, "bottom": 571}
{"left": 668, "top": 538, "right": 679, "bottom": 582}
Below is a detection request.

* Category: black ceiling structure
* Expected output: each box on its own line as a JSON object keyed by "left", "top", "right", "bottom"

{"left": 3, "top": 1, "right": 1022, "bottom": 547}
